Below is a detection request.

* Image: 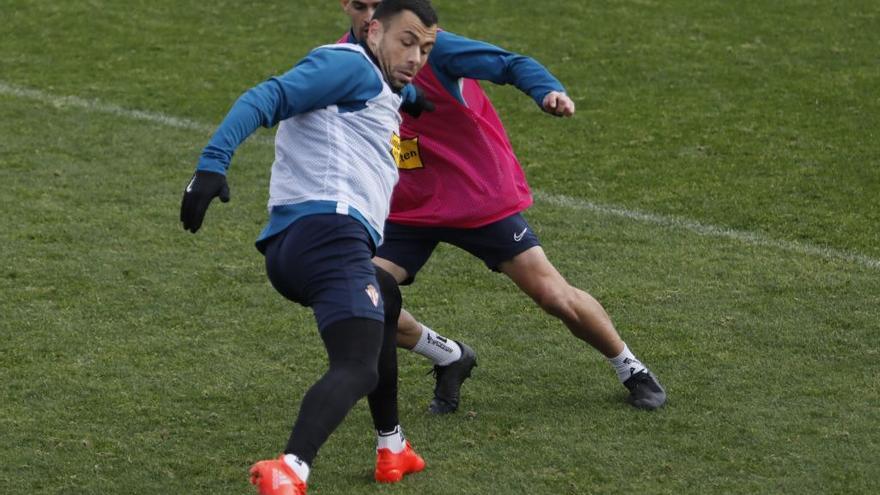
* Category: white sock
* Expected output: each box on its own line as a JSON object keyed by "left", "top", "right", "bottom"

{"left": 376, "top": 425, "right": 406, "bottom": 453}
{"left": 411, "top": 324, "right": 462, "bottom": 366}
{"left": 608, "top": 343, "right": 647, "bottom": 383}
{"left": 283, "top": 453, "right": 310, "bottom": 482}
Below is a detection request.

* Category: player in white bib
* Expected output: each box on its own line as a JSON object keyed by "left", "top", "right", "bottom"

{"left": 179, "top": 1, "right": 439, "bottom": 494}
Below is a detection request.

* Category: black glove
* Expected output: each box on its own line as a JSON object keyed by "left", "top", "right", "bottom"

{"left": 180, "top": 170, "right": 230, "bottom": 233}
{"left": 400, "top": 85, "right": 435, "bottom": 118}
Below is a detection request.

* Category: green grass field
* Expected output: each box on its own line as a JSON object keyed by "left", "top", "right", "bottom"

{"left": 2, "top": 1, "right": 879, "bottom": 493}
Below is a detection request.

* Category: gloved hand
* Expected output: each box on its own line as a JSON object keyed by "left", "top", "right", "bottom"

{"left": 400, "top": 85, "right": 435, "bottom": 118}
{"left": 180, "top": 170, "right": 230, "bottom": 233}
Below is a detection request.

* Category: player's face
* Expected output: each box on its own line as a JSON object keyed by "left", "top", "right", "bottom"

{"left": 367, "top": 10, "right": 436, "bottom": 90}
{"left": 341, "top": 0, "right": 382, "bottom": 42}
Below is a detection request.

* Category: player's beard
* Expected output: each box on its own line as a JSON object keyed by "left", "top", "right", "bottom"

{"left": 375, "top": 42, "right": 407, "bottom": 91}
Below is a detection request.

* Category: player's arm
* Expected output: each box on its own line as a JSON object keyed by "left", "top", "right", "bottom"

{"left": 181, "top": 48, "right": 382, "bottom": 233}
{"left": 196, "top": 49, "right": 380, "bottom": 174}
{"left": 429, "top": 31, "right": 574, "bottom": 116}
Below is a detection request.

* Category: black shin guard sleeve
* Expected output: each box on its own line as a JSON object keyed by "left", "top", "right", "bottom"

{"left": 368, "top": 267, "right": 402, "bottom": 432}
{"left": 284, "top": 317, "right": 383, "bottom": 465}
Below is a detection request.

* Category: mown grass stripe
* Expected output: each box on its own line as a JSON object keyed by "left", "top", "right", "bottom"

{"left": 4, "top": 80, "right": 878, "bottom": 272}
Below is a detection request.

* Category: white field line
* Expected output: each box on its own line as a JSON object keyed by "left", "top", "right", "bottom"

{"left": 0, "top": 81, "right": 274, "bottom": 145}
{"left": 535, "top": 191, "right": 880, "bottom": 271}
{"left": 0, "top": 81, "right": 214, "bottom": 133}
{"left": 3, "top": 80, "right": 878, "bottom": 272}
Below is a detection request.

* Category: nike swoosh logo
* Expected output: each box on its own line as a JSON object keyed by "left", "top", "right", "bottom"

{"left": 513, "top": 227, "right": 528, "bottom": 242}
{"left": 186, "top": 177, "right": 195, "bottom": 193}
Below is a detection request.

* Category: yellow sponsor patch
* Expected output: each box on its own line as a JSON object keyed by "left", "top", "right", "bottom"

{"left": 390, "top": 133, "right": 424, "bottom": 170}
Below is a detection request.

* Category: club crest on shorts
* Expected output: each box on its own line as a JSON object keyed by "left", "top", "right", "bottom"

{"left": 365, "top": 284, "right": 380, "bottom": 307}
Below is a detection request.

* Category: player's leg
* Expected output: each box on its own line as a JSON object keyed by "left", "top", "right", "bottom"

{"left": 499, "top": 246, "right": 623, "bottom": 354}
{"left": 250, "top": 215, "right": 394, "bottom": 494}
{"left": 281, "top": 317, "right": 383, "bottom": 470}
{"left": 369, "top": 267, "right": 426, "bottom": 483}
{"left": 374, "top": 222, "right": 477, "bottom": 414}
{"left": 372, "top": 257, "right": 421, "bottom": 349}
{"left": 373, "top": 222, "right": 456, "bottom": 357}
{"left": 367, "top": 266, "right": 404, "bottom": 434}
{"left": 249, "top": 315, "right": 383, "bottom": 495}
{"left": 499, "top": 245, "right": 666, "bottom": 410}
{"left": 450, "top": 213, "right": 665, "bottom": 410}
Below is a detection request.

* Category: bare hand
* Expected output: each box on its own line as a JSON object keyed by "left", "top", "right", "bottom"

{"left": 542, "top": 91, "right": 575, "bottom": 117}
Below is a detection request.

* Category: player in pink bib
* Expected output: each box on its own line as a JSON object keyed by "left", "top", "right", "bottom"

{"left": 340, "top": 0, "right": 666, "bottom": 412}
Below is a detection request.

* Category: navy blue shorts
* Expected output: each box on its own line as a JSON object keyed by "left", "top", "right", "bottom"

{"left": 376, "top": 212, "right": 540, "bottom": 284}
{"left": 263, "top": 214, "right": 385, "bottom": 331}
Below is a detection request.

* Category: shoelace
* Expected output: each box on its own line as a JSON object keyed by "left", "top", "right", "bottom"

{"left": 428, "top": 366, "right": 456, "bottom": 398}
{"left": 631, "top": 371, "right": 661, "bottom": 391}
{"left": 429, "top": 366, "right": 445, "bottom": 386}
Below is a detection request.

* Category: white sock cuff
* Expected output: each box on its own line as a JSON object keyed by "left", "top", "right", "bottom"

{"left": 411, "top": 325, "right": 462, "bottom": 366}
{"left": 609, "top": 343, "right": 647, "bottom": 383}
{"left": 377, "top": 425, "right": 406, "bottom": 453}
{"left": 609, "top": 344, "right": 636, "bottom": 366}
{"left": 283, "top": 453, "right": 310, "bottom": 482}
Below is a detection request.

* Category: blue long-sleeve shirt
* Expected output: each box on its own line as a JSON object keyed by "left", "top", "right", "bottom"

{"left": 195, "top": 44, "right": 415, "bottom": 248}
{"left": 197, "top": 45, "right": 418, "bottom": 175}
{"left": 426, "top": 30, "right": 564, "bottom": 107}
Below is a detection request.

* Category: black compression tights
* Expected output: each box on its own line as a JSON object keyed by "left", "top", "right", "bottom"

{"left": 368, "top": 266, "right": 401, "bottom": 434}
{"left": 284, "top": 267, "right": 402, "bottom": 465}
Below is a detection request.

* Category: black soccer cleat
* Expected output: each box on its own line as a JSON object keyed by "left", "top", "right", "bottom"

{"left": 428, "top": 341, "right": 477, "bottom": 414}
{"left": 623, "top": 370, "right": 666, "bottom": 410}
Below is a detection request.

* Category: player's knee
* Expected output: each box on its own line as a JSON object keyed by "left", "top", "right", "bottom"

{"left": 334, "top": 360, "right": 380, "bottom": 396}
{"left": 375, "top": 266, "right": 402, "bottom": 321}
{"left": 358, "top": 367, "right": 380, "bottom": 395}
{"left": 535, "top": 285, "right": 578, "bottom": 320}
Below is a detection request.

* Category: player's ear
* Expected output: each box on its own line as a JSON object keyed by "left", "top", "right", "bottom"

{"left": 368, "top": 19, "right": 383, "bottom": 38}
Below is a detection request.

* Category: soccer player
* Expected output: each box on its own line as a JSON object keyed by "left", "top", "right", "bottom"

{"left": 339, "top": 0, "right": 667, "bottom": 411}
{"left": 180, "top": 1, "right": 439, "bottom": 494}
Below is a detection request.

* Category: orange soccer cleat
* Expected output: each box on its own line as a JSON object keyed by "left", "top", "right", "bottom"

{"left": 249, "top": 456, "right": 308, "bottom": 495}
{"left": 374, "top": 441, "right": 426, "bottom": 483}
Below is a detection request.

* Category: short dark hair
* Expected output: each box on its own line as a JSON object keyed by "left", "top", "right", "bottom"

{"left": 373, "top": 0, "right": 438, "bottom": 28}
